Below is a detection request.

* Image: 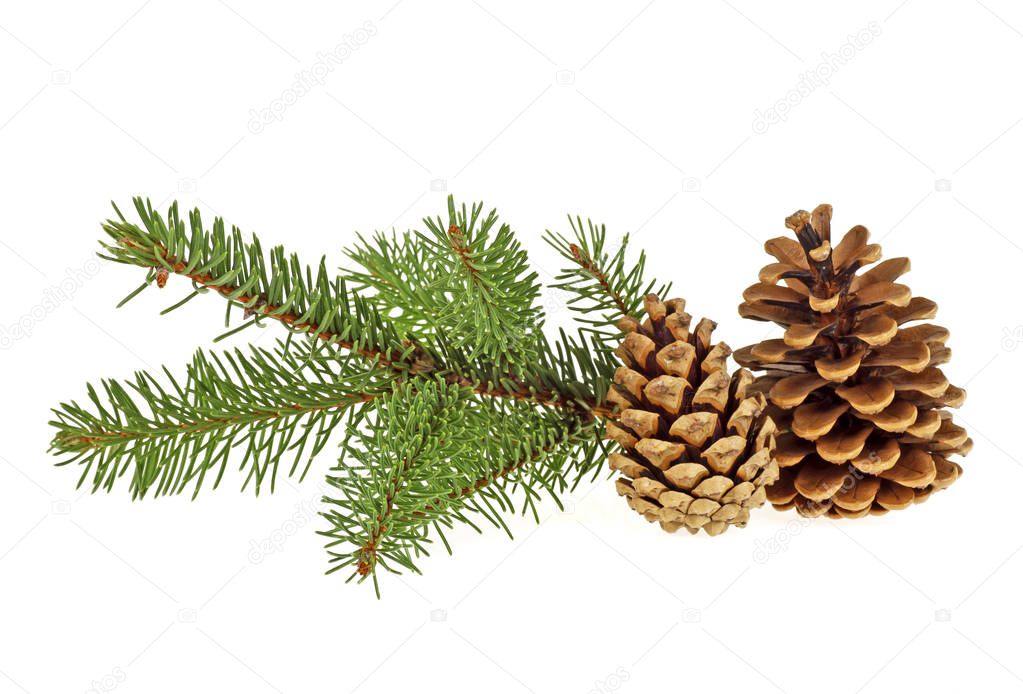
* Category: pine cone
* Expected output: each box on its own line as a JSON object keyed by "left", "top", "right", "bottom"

{"left": 605, "top": 295, "right": 778, "bottom": 536}
{"left": 736, "top": 204, "right": 971, "bottom": 519}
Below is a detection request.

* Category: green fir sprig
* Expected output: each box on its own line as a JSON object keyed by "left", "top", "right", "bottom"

{"left": 51, "top": 340, "right": 394, "bottom": 499}
{"left": 545, "top": 216, "right": 670, "bottom": 348}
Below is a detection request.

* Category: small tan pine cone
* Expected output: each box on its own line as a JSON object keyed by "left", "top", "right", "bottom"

{"left": 605, "top": 295, "right": 779, "bottom": 536}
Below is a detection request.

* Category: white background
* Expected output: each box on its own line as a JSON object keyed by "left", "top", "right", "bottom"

{"left": 1, "top": 1, "right": 1021, "bottom": 692}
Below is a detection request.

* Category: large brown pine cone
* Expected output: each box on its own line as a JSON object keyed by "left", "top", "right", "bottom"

{"left": 735, "top": 204, "right": 971, "bottom": 519}
{"left": 605, "top": 295, "right": 778, "bottom": 536}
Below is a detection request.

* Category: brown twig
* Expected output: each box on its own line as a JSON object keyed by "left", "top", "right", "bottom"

{"left": 447, "top": 224, "right": 481, "bottom": 283}
{"left": 357, "top": 457, "right": 407, "bottom": 577}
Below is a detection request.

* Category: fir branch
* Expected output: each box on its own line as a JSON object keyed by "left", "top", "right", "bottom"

{"left": 49, "top": 331, "right": 613, "bottom": 501}
{"left": 346, "top": 196, "right": 543, "bottom": 367}
{"left": 570, "top": 242, "right": 630, "bottom": 316}
{"left": 101, "top": 197, "right": 428, "bottom": 373}
{"left": 48, "top": 195, "right": 664, "bottom": 595}
{"left": 103, "top": 198, "right": 607, "bottom": 414}
{"left": 425, "top": 198, "right": 541, "bottom": 361}
{"left": 50, "top": 339, "right": 396, "bottom": 498}
{"left": 320, "top": 381, "right": 599, "bottom": 595}
{"left": 55, "top": 198, "right": 621, "bottom": 505}
{"left": 342, "top": 228, "right": 448, "bottom": 338}
{"left": 544, "top": 217, "right": 670, "bottom": 343}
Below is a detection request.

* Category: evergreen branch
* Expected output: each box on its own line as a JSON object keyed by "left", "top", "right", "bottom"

{"left": 103, "top": 198, "right": 615, "bottom": 417}
{"left": 342, "top": 228, "right": 448, "bottom": 338}
{"left": 48, "top": 195, "right": 669, "bottom": 595}
{"left": 320, "top": 381, "right": 599, "bottom": 595}
{"left": 60, "top": 198, "right": 620, "bottom": 505}
{"left": 421, "top": 197, "right": 543, "bottom": 363}
{"left": 50, "top": 339, "right": 396, "bottom": 498}
{"left": 346, "top": 196, "right": 543, "bottom": 367}
{"left": 571, "top": 242, "right": 629, "bottom": 316}
{"left": 101, "top": 197, "right": 429, "bottom": 373}
{"left": 544, "top": 217, "right": 670, "bottom": 341}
